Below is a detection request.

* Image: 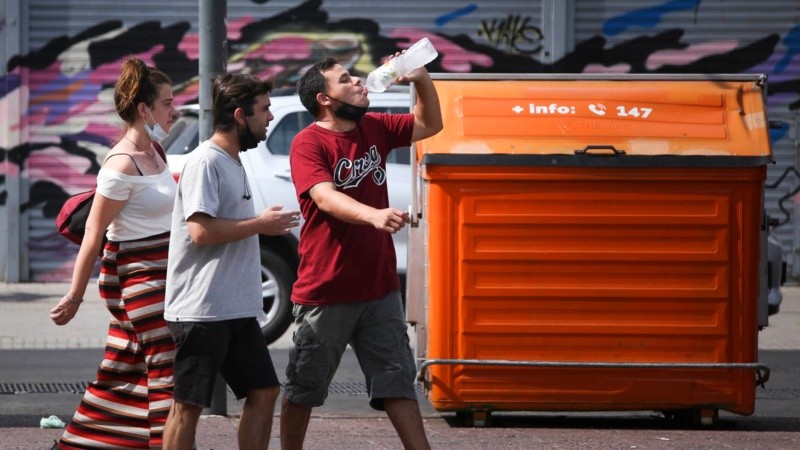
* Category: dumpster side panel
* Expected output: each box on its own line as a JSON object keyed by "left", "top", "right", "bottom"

{"left": 423, "top": 166, "right": 763, "bottom": 415}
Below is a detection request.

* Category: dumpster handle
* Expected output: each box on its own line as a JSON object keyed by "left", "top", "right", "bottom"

{"left": 575, "top": 145, "right": 626, "bottom": 155}
{"left": 409, "top": 83, "right": 421, "bottom": 226}
{"left": 416, "top": 359, "right": 770, "bottom": 387}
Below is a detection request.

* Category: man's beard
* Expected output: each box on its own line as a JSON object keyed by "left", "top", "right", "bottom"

{"left": 331, "top": 98, "right": 368, "bottom": 122}
{"left": 238, "top": 121, "right": 262, "bottom": 152}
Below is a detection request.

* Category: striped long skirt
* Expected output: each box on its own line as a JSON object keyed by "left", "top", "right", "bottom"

{"left": 58, "top": 233, "right": 175, "bottom": 449}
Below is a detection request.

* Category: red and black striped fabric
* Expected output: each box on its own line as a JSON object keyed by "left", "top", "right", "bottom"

{"left": 58, "top": 233, "right": 175, "bottom": 449}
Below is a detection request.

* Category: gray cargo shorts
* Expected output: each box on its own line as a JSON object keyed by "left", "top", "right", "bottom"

{"left": 283, "top": 290, "right": 417, "bottom": 411}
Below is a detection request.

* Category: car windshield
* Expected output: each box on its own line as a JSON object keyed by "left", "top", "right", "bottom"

{"left": 163, "top": 114, "right": 199, "bottom": 155}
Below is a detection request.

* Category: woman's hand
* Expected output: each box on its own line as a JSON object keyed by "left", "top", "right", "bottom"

{"left": 50, "top": 295, "right": 82, "bottom": 326}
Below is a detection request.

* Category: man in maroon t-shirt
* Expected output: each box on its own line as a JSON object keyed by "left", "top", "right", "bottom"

{"left": 281, "top": 56, "right": 442, "bottom": 450}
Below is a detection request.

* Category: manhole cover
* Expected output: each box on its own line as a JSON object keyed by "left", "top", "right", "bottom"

{"left": 328, "top": 382, "right": 368, "bottom": 395}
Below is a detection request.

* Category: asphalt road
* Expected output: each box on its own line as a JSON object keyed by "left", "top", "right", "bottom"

{"left": 1, "top": 347, "right": 799, "bottom": 449}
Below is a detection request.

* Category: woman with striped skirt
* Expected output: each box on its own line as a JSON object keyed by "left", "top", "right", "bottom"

{"left": 50, "top": 56, "right": 178, "bottom": 449}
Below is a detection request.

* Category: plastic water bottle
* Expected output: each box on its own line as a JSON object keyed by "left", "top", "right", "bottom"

{"left": 365, "top": 38, "right": 438, "bottom": 93}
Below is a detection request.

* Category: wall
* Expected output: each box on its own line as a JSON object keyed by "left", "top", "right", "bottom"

{"left": 1, "top": 0, "right": 798, "bottom": 281}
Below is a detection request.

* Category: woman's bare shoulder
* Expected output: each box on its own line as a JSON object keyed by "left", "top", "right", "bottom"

{"left": 102, "top": 149, "right": 140, "bottom": 176}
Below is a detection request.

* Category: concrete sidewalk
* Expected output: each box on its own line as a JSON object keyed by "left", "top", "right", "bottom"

{"left": 2, "top": 281, "right": 799, "bottom": 350}
{"left": 0, "top": 282, "right": 296, "bottom": 350}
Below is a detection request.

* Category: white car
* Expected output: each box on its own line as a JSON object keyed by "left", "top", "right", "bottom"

{"left": 163, "top": 89, "right": 413, "bottom": 344}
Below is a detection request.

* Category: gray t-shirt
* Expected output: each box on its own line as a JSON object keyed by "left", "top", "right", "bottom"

{"left": 164, "top": 140, "right": 264, "bottom": 322}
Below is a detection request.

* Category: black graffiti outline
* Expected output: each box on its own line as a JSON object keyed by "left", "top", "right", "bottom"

{"left": 478, "top": 14, "right": 543, "bottom": 54}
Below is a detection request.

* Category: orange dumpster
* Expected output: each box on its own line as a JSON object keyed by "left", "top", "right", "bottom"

{"left": 406, "top": 74, "right": 772, "bottom": 426}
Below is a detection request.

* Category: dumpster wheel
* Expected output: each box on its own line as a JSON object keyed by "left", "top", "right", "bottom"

{"left": 661, "top": 408, "right": 719, "bottom": 427}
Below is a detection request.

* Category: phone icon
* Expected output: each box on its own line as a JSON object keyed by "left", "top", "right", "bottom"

{"left": 588, "top": 103, "right": 606, "bottom": 116}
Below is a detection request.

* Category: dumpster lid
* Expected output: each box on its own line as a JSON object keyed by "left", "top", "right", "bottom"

{"left": 415, "top": 74, "right": 771, "bottom": 166}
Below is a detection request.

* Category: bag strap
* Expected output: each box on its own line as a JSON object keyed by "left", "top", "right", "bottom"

{"left": 153, "top": 142, "right": 167, "bottom": 161}
{"left": 103, "top": 153, "right": 144, "bottom": 176}
{"left": 102, "top": 141, "right": 166, "bottom": 176}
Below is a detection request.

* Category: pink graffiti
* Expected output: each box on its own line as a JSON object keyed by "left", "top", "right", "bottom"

{"left": 228, "top": 61, "right": 246, "bottom": 72}
{"left": 178, "top": 32, "right": 199, "bottom": 60}
{"left": 584, "top": 62, "right": 632, "bottom": 73}
{"left": 178, "top": 17, "right": 254, "bottom": 60}
{"left": 6, "top": 85, "right": 37, "bottom": 134}
{"left": 10, "top": 102, "right": 48, "bottom": 133}
{"left": 26, "top": 62, "right": 62, "bottom": 94}
{"left": 27, "top": 146, "right": 97, "bottom": 189}
{"left": 646, "top": 40, "right": 739, "bottom": 71}
{"left": 174, "top": 87, "right": 199, "bottom": 108}
{"left": 20, "top": 45, "right": 169, "bottom": 137}
{"left": 229, "top": 16, "right": 254, "bottom": 41}
{"left": 73, "top": 92, "right": 119, "bottom": 137}
{"left": 247, "top": 36, "right": 313, "bottom": 62}
{"left": 390, "top": 28, "right": 492, "bottom": 72}
{"left": 254, "top": 64, "right": 286, "bottom": 81}
{"left": 63, "top": 99, "right": 94, "bottom": 122}
{"left": 37, "top": 264, "right": 78, "bottom": 282}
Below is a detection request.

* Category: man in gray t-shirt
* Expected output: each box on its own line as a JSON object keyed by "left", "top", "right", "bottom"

{"left": 165, "top": 139, "right": 263, "bottom": 322}
{"left": 163, "top": 73, "right": 299, "bottom": 450}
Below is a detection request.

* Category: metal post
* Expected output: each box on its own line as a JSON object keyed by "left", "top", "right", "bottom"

{"left": 1, "top": 0, "right": 24, "bottom": 281}
{"left": 199, "top": 0, "right": 227, "bottom": 142}
{"left": 199, "top": 0, "right": 228, "bottom": 416}
{"left": 541, "top": 0, "right": 575, "bottom": 65}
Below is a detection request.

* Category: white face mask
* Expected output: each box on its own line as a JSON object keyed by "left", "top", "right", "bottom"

{"left": 145, "top": 108, "right": 168, "bottom": 142}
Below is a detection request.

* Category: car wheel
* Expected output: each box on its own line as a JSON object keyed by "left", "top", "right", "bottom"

{"left": 768, "top": 302, "right": 780, "bottom": 315}
{"left": 258, "top": 247, "right": 295, "bottom": 345}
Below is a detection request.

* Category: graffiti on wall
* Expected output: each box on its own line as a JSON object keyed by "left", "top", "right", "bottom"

{"left": 477, "top": 15, "right": 543, "bottom": 54}
{"left": 1, "top": 0, "right": 799, "bottom": 280}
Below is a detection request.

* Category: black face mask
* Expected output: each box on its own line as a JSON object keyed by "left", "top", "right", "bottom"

{"left": 237, "top": 119, "right": 261, "bottom": 152}
{"left": 330, "top": 97, "right": 368, "bottom": 123}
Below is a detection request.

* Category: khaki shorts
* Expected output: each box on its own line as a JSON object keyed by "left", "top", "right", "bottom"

{"left": 284, "top": 290, "right": 417, "bottom": 410}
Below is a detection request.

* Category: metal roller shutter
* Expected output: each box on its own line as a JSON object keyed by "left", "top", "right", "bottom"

{"left": 573, "top": 0, "right": 800, "bottom": 277}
